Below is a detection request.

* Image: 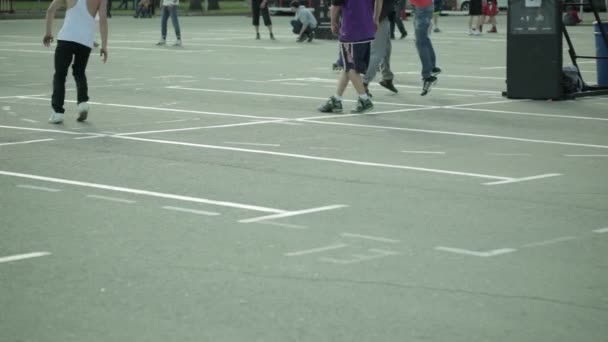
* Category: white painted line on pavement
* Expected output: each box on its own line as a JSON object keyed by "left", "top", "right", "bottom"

{"left": 0, "top": 171, "right": 286, "bottom": 214}
{"left": 522, "top": 236, "right": 578, "bottom": 248}
{"left": 256, "top": 221, "right": 308, "bottom": 229}
{"left": 341, "top": 233, "right": 400, "bottom": 243}
{"left": 86, "top": 195, "right": 136, "bottom": 204}
{"left": 0, "top": 139, "right": 54, "bottom": 146}
{"left": 449, "top": 107, "right": 608, "bottom": 122}
{"left": 285, "top": 243, "right": 348, "bottom": 257}
{"left": 0, "top": 252, "right": 51, "bottom": 264}
{"left": 320, "top": 249, "right": 400, "bottom": 264}
{"left": 113, "top": 135, "right": 512, "bottom": 182}
{"left": 592, "top": 228, "right": 608, "bottom": 233}
{"left": 435, "top": 246, "right": 517, "bottom": 257}
{"left": 483, "top": 173, "right": 562, "bottom": 185}
{"left": 0, "top": 124, "right": 93, "bottom": 136}
{"left": 400, "top": 150, "right": 446, "bottom": 154}
{"left": 20, "top": 118, "right": 38, "bottom": 123}
{"left": 564, "top": 154, "right": 608, "bottom": 157}
{"left": 117, "top": 119, "right": 286, "bottom": 136}
{"left": 162, "top": 206, "right": 220, "bottom": 216}
{"left": 17, "top": 184, "right": 61, "bottom": 192}
{"left": 301, "top": 119, "right": 608, "bottom": 150}
{"left": 240, "top": 204, "right": 348, "bottom": 223}
{"left": 224, "top": 141, "right": 281, "bottom": 147}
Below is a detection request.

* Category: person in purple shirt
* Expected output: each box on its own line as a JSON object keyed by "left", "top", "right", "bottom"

{"left": 319, "top": 0, "right": 382, "bottom": 114}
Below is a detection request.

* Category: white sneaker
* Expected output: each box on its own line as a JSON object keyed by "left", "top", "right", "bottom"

{"left": 48, "top": 112, "right": 64, "bottom": 124}
{"left": 173, "top": 39, "right": 182, "bottom": 47}
{"left": 156, "top": 39, "right": 166, "bottom": 46}
{"left": 77, "top": 102, "right": 89, "bottom": 122}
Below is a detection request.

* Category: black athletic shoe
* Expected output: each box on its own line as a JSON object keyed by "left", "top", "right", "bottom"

{"left": 318, "top": 96, "right": 343, "bottom": 113}
{"left": 256, "top": 32, "right": 260, "bottom": 40}
{"left": 379, "top": 79, "right": 398, "bottom": 93}
{"left": 307, "top": 31, "right": 314, "bottom": 42}
{"left": 431, "top": 67, "right": 442, "bottom": 76}
{"left": 400, "top": 31, "right": 407, "bottom": 39}
{"left": 421, "top": 76, "right": 437, "bottom": 96}
{"left": 270, "top": 33, "right": 276, "bottom": 40}
{"left": 351, "top": 97, "right": 373, "bottom": 113}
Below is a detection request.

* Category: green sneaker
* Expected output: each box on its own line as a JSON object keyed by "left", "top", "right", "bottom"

{"left": 318, "top": 96, "right": 343, "bottom": 113}
{"left": 351, "top": 97, "right": 373, "bottom": 113}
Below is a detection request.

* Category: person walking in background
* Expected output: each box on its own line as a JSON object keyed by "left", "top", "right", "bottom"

{"left": 252, "top": 0, "right": 275, "bottom": 40}
{"left": 363, "top": 0, "right": 398, "bottom": 96}
{"left": 44, "top": 0, "right": 108, "bottom": 124}
{"left": 432, "top": 0, "right": 442, "bottom": 32}
{"left": 156, "top": 0, "right": 181, "bottom": 46}
{"left": 410, "top": 0, "right": 441, "bottom": 95}
{"left": 389, "top": 0, "right": 407, "bottom": 39}
{"left": 483, "top": 0, "right": 498, "bottom": 32}
{"left": 290, "top": 0, "right": 318, "bottom": 42}
{"left": 318, "top": 0, "right": 383, "bottom": 114}
{"left": 468, "top": 0, "right": 483, "bottom": 35}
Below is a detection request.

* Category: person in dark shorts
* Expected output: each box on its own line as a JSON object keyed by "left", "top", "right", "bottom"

{"left": 251, "top": 0, "right": 275, "bottom": 40}
{"left": 318, "top": 0, "right": 382, "bottom": 114}
{"left": 468, "top": 0, "right": 483, "bottom": 35}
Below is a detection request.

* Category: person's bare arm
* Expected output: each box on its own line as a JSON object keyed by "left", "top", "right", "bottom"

{"left": 98, "top": 0, "right": 109, "bottom": 62}
{"left": 44, "top": 0, "right": 65, "bottom": 46}
{"left": 330, "top": 4, "right": 341, "bottom": 35}
{"left": 373, "top": 0, "right": 383, "bottom": 32}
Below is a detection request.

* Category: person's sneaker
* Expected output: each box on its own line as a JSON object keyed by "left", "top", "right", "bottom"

{"left": 351, "top": 97, "right": 373, "bottom": 113}
{"left": 48, "top": 112, "right": 64, "bottom": 124}
{"left": 488, "top": 26, "right": 497, "bottom": 33}
{"left": 296, "top": 35, "right": 305, "bottom": 43}
{"left": 400, "top": 31, "right": 407, "bottom": 39}
{"left": 421, "top": 76, "right": 438, "bottom": 96}
{"left": 379, "top": 79, "right": 398, "bottom": 93}
{"left": 270, "top": 32, "right": 276, "bottom": 40}
{"left": 433, "top": 27, "right": 441, "bottom": 33}
{"left": 77, "top": 102, "right": 89, "bottom": 122}
{"left": 173, "top": 39, "right": 182, "bottom": 47}
{"left": 332, "top": 62, "right": 343, "bottom": 71}
{"left": 307, "top": 31, "right": 314, "bottom": 42}
{"left": 156, "top": 39, "right": 166, "bottom": 46}
{"left": 256, "top": 32, "right": 261, "bottom": 40}
{"left": 431, "top": 67, "right": 442, "bottom": 76}
{"left": 318, "top": 96, "right": 343, "bottom": 113}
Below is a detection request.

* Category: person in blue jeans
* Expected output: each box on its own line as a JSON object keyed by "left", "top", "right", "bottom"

{"left": 411, "top": 0, "right": 441, "bottom": 95}
{"left": 156, "top": 0, "right": 181, "bottom": 46}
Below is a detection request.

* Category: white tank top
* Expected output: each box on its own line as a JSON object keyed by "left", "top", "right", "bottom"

{"left": 57, "top": 0, "right": 96, "bottom": 49}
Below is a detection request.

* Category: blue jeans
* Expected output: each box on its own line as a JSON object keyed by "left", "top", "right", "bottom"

{"left": 161, "top": 5, "right": 181, "bottom": 39}
{"left": 413, "top": 5, "right": 436, "bottom": 79}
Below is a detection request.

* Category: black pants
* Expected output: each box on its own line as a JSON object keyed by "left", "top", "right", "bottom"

{"left": 291, "top": 20, "right": 314, "bottom": 35}
{"left": 52, "top": 40, "right": 91, "bottom": 114}
{"left": 389, "top": 11, "right": 406, "bottom": 38}
{"left": 251, "top": 0, "right": 271, "bottom": 26}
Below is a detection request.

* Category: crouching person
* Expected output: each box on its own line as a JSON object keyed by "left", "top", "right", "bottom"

{"left": 290, "top": 0, "right": 318, "bottom": 42}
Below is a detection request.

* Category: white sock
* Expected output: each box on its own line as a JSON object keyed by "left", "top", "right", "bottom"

{"left": 334, "top": 95, "right": 342, "bottom": 101}
{"left": 359, "top": 93, "right": 369, "bottom": 101}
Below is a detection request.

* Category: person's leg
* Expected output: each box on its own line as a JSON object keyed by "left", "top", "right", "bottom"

{"left": 261, "top": 6, "right": 274, "bottom": 38}
{"left": 363, "top": 18, "right": 390, "bottom": 87}
{"left": 291, "top": 19, "right": 302, "bottom": 34}
{"left": 252, "top": 0, "right": 261, "bottom": 37}
{"left": 170, "top": 6, "right": 181, "bottom": 41}
{"left": 158, "top": 6, "right": 169, "bottom": 43}
{"left": 414, "top": 5, "right": 437, "bottom": 95}
{"left": 71, "top": 43, "right": 92, "bottom": 121}
{"left": 51, "top": 41, "right": 74, "bottom": 118}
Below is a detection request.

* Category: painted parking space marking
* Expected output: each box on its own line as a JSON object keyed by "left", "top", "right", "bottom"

{"left": 17, "top": 184, "right": 61, "bottom": 192}
{"left": 522, "top": 236, "right": 579, "bottom": 248}
{"left": 593, "top": 228, "right": 608, "bottom": 234}
{"left": 256, "top": 221, "right": 308, "bottom": 230}
{"left": 0, "top": 252, "right": 51, "bottom": 264}
{"left": 320, "top": 248, "right": 400, "bottom": 264}
{"left": 340, "top": 233, "right": 401, "bottom": 244}
{"left": 285, "top": 243, "right": 348, "bottom": 257}
{"left": 0, "top": 139, "right": 54, "bottom": 146}
{"left": 435, "top": 246, "right": 517, "bottom": 257}
{"left": 162, "top": 206, "right": 220, "bottom": 216}
{"left": 239, "top": 204, "right": 348, "bottom": 223}
{"left": 483, "top": 173, "right": 562, "bottom": 186}
{"left": 86, "top": 195, "right": 136, "bottom": 204}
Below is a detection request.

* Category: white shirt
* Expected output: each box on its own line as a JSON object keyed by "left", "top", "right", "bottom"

{"left": 57, "top": 0, "right": 96, "bottom": 48}
{"left": 162, "top": 0, "right": 179, "bottom": 6}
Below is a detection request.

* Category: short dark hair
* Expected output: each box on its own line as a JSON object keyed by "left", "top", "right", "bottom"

{"left": 290, "top": 0, "right": 300, "bottom": 8}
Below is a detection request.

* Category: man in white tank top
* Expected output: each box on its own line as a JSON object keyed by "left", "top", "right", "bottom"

{"left": 44, "top": 0, "right": 109, "bottom": 124}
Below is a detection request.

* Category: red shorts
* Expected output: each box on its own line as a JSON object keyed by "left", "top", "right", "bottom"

{"left": 483, "top": 1, "right": 498, "bottom": 16}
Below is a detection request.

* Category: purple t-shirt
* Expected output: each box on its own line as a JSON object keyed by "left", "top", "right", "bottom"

{"left": 334, "top": 0, "right": 375, "bottom": 43}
